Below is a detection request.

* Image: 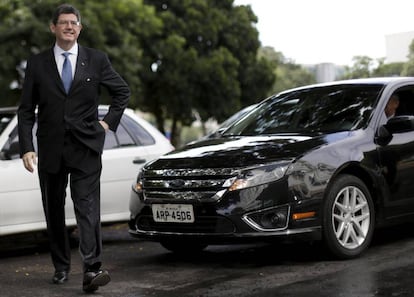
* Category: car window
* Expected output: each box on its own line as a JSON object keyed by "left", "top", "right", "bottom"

{"left": 0, "top": 119, "right": 38, "bottom": 160}
{"left": 103, "top": 123, "right": 136, "bottom": 150}
{"left": 100, "top": 111, "right": 155, "bottom": 150}
{"left": 393, "top": 87, "right": 414, "bottom": 116}
{"left": 116, "top": 123, "right": 136, "bottom": 147}
{"left": 103, "top": 130, "right": 118, "bottom": 150}
{"left": 121, "top": 114, "right": 155, "bottom": 146}
{"left": 224, "top": 84, "right": 383, "bottom": 136}
{"left": 2, "top": 110, "right": 157, "bottom": 155}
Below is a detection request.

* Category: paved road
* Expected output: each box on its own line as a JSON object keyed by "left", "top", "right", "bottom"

{"left": 1, "top": 223, "right": 414, "bottom": 296}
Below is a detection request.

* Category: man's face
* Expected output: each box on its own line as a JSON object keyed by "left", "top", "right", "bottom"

{"left": 50, "top": 13, "right": 82, "bottom": 48}
{"left": 385, "top": 97, "right": 399, "bottom": 118}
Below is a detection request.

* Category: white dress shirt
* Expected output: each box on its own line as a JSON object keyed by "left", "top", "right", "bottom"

{"left": 54, "top": 43, "right": 78, "bottom": 79}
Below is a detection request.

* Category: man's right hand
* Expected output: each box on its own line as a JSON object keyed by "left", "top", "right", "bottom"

{"left": 22, "top": 151, "right": 37, "bottom": 173}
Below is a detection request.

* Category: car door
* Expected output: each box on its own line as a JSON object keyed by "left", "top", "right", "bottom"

{"left": 98, "top": 112, "right": 159, "bottom": 222}
{"left": 377, "top": 87, "right": 414, "bottom": 218}
{"left": 0, "top": 112, "right": 149, "bottom": 234}
{"left": 0, "top": 117, "right": 45, "bottom": 235}
{"left": 0, "top": 108, "right": 172, "bottom": 235}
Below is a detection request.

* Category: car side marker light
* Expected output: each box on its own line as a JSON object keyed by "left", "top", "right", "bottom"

{"left": 292, "top": 211, "right": 316, "bottom": 220}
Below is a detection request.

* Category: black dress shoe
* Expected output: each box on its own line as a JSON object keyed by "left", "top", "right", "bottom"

{"left": 52, "top": 271, "right": 69, "bottom": 284}
{"left": 82, "top": 269, "right": 111, "bottom": 293}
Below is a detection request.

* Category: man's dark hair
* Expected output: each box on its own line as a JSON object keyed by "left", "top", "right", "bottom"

{"left": 51, "top": 4, "right": 81, "bottom": 25}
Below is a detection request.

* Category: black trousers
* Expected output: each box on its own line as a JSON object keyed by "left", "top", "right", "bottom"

{"left": 38, "top": 132, "right": 102, "bottom": 273}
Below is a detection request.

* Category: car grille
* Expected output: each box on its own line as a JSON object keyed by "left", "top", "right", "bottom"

{"left": 136, "top": 215, "right": 236, "bottom": 234}
{"left": 141, "top": 168, "right": 240, "bottom": 202}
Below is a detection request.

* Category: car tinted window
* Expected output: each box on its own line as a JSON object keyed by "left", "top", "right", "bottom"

{"left": 224, "top": 84, "right": 383, "bottom": 136}
{"left": 392, "top": 87, "right": 414, "bottom": 117}
{"left": 99, "top": 111, "right": 155, "bottom": 149}
{"left": 121, "top": 114, "right": 155, "bottom": 146}
{"left": 101, "top": 119, "right": 136, "bottom": 150}
{"left": 116, "top": 123, "right": 136, "bottom": 147}
{"left": 103, "top": 130, "right": 118, "bottom": 149}
{"left": 0, "top": 122, "right": 37, "bottom": 160}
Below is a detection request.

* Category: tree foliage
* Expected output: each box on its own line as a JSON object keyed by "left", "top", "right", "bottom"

{"left": 140, "top": 0, "right": 275, "bottom": 145}
{"left": 0, "top": 0, "right": 275, "bottom": 146}
{"left": 341, "top": 55, "right": 404, "bottom": 79}
{"left": 341, "top": 56, "right": 375, "bottom": 79}
{"left": 259, "top": 46, "right": 316, "bottom": 95}
{"left": 373, "top": 59, "right": 404, "bottom": 77}
{"left": 0, "top": 0, "right": 161, "bottom": 107}
{"left": 401, "top": 40, "right": 414, "bottom": 76}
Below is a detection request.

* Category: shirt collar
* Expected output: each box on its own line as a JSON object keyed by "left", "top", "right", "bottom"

{"left": 54, "top": 43, "right": 79, "bottom": 56}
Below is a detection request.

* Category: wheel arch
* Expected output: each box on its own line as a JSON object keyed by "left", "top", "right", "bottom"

{"left": 321, "top": 164, "right": 378, "bottom": 258}
{"left": 327, "top": 162, "right": 383, "bottom": 224}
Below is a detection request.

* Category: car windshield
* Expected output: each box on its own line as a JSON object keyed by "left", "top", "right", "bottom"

{"left": 223, "top": 84, "right": 384, "bottom": 136}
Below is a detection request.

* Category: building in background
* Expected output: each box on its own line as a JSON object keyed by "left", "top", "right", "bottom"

{"left": 308, "top": 31, "right": 414, "bottom": 83}
{"left": 315, "top": 63, "right": 336, "bottom": 83}
{"left": 304, "top": 63, "right": 345, "bottom": 83}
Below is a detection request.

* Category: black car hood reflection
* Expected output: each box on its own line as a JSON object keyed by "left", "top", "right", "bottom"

{"left": 146, "top": 132, "right": 351, "bottom": 169}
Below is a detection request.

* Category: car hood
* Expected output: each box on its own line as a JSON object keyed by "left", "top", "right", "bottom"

{"left": 145, "top": 132, "right": 352, "bottom": 169}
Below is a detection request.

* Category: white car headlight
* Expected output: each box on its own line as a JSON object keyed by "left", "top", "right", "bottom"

{"left": 134, "top": 171, "right": 144, "bottom": 193}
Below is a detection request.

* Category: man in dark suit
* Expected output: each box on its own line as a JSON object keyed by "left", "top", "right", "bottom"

{"left": 17, "top": 4, "right": 130, "bottom": 293}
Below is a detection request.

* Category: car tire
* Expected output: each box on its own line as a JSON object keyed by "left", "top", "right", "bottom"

{"left": 322, "top": 174, "right": 374, "bottom": 259}
{"left": 160, "top": 240, "right": 208, "bottom": 254}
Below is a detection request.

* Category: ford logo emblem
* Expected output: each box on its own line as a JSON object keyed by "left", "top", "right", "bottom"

{"left": 168, "top": 179, "right": 186, "bottom": 188}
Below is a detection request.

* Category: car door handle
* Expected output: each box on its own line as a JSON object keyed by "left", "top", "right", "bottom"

{"left": 133, "top": 157, "right": 147, "bottom": 164}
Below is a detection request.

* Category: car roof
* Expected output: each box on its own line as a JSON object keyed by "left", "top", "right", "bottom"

{"left": 317, "top": 76, "right": 414, "bottom": 86}
{"left": 277, "top": 76, "right": 414, "bottom": 95}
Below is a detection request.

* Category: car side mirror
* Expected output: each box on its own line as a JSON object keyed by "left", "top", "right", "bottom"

{"left": 375, "top": 125, "right": 393, "bottom": 146}
{"left": 375, "top": 116, "right": 414, "bottom": 146}
{"left": 385, "top": 115, "right": 414, "bottom": 134}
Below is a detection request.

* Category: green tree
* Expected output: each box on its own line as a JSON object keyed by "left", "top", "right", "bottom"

{"left": 341, "top": 55, "right": 375, "bottom": 79}
{"left": 259, "top": 47, "right": 316, "bottom": 95}
{"left": 77, "top": 0, "right": 162, "bottom": 106}
{"left": 0, "top": 0, "right": 160, "bottom": 106}
{"left": 140, "top": 0, "right": 274, "bottom": 145}
{"left": 402, "top": 40, "right": 414, "bottom": 76}
{"left": 0, "top": 0, "right": 55, "bottom": 106}
{"left": 1, "top": 0, "right": 274, "bottom": 146}
{"left": 340, "top": 55, "right": 405, "bottom": 79}
{"left": 372, "top": 58, "right": 404, "bottom": 77}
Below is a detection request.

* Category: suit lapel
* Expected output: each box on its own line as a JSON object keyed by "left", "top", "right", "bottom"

{"left": 44, "top": 48, "right": 66, "bottom": 94}
{"left": 71, "top": 45, "right": 89, "bottom": 92}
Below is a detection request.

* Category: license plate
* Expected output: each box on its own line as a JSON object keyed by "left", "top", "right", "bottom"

{"left": 152, "top": 204, "right": 195, "bottom": 223}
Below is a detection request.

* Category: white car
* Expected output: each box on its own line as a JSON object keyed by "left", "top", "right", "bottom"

{"left": 0, "top": 106, "right": 173, "bottom": 236}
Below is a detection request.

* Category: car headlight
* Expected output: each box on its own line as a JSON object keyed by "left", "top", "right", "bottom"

{"left": 224, "top": 161, "right": 292, "bottom": 191}
{"left": 134, "top": 171, "right": 143, "bottom": 193}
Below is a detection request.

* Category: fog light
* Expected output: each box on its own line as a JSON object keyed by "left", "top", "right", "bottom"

{"left": 242, "top": 205, "right": 290, "bottom": 231}
{"left": 260, "top": 212, "right": 287, "bottom": 229}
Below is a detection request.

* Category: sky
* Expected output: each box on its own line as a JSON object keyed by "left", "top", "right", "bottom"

{"left": 234, "top": 0, "right": 414, "bottom": 65}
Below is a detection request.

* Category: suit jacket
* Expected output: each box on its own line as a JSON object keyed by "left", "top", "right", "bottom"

{"left": 18, "top": 45, "right": 130, "bottom": 173}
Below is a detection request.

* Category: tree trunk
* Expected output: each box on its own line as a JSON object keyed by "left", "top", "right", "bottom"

{"left": 155, "top": 112, "right": 165, "bottom": 136}
{"left": 170, "top": 117, "right": 179, "bottom": 147}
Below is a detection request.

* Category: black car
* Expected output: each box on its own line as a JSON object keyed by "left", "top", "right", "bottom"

{"left": 129, "top": 77, "right": 414, "bottom": 259}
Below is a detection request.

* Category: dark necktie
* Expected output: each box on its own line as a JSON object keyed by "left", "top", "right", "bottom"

{"left": 62, "top": 52, "right": 72, "bottom": 94}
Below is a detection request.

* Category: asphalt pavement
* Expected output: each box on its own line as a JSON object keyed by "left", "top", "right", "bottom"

{"left": 1, "top": 223, "right": 414, "bottom": 296}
